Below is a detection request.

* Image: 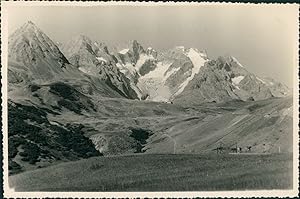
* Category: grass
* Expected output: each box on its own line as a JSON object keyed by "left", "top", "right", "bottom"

{"left": 9, "top": 153, "right": 293, "bottom": 191}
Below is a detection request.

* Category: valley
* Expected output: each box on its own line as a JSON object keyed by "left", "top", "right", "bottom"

{"left": 8, "top": 93, "right": 293, "bottom": 176}
{"left": 6, "top": 21, "right": 294, "bottom": 192}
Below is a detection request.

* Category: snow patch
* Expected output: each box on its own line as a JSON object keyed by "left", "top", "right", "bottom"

{"left": 152, "top": 95, "right": 169, "bottom": 102}
{"left": 163, "top": 67, "right": 180, "bottom": 82}
{"left": 116, "top": 62, "right": 138, "bottom": 82}
{"left": 232, "top": 76, "right": 245, "bottom": 85}
{"left": 174, "top": 48, "right": 207, "bottom": 96}
{"left": 186, "top": 48, "right": 207, "bottom": 72}
{"left": 256, "top": 77, "right": 266, "bottom": 84}
{"left": 234, "top": 85, "right": 240, "bottom": 90}
{"left": 78, "top": 66, "right": 99, "bottom": 76}
{"left": 124, "top": 63, "right": 137, "bottom": 76}
{"left": 96, "top": 57, "right": 107, "bottom": 63}
{"left": 119, "top": 48, "right": 130, "bottom": 54}
{"left": 115, "top": 62, "right": 142, "bottom": 99}
{"left": 116, "top": 63, "right": 123, "bottom": 69}
{"left": 231, "top": 56, "right": 244, "bottom": 67}
{"left": 176, "top": 46, "right": 185, "bottom": 51}
{"left": 116, "top": 62, "right": 136, "bottom": 75}
{"left": 135, "top": 54, "right": 155, "bottom": 71}
{"left": 49, "top": 121, "right": 60, "bottom": 126}
{"left": 116, "top": 63, "right": 128, "bottom": 74}
{"left": 141, "top": 61, "right": 172, "bottom": 80}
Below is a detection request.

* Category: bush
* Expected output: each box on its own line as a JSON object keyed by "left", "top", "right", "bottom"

{"left": 29, "top": 84, "right": 41, "bottom": 92}
{"left": 8, "top": 101, "right": 102, "bottom": 174}
{"left": 8, "top": 136, "right": 26, "bottom": 158}
{"left": 58, "top": 99, "right": 82, "bottom": 114}
{"left": 21, "top": 142, "right": 41, "bottom": 164}
{"left": 8, "top": 102, "right": 48, "bottom": 125}
{"left": 49, "top": 82, "right": 79, "bottom": 101}
{"left": 130, "top": 128, "right": 152, "bottom": 153}
{"left": 9, "top": 160, "right": 22, "bottom": 175}
{"left": 19, "top": 152, "right": 29, "bottom": 157}
{"left": 130, "top": 128, "right": 152, "bottom": 145}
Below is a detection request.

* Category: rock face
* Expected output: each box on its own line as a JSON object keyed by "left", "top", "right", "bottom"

{"left": 7, "top": 21, "right": 291, "bottom": 105}
{"left": 105, "top": 40, "right": 159, "bottom": 99}
{"left": 9, "top": 21, "right": 69, "bottom": 67}
{"left": 8, "top": 21, "right": 133, "bottom": 99}
{"left": 138, "top": 46, "right": 209, "bottom": 102}
{"left": 8, "top": 21, "right": 71, "bottom": 83}
{"left": 105, "top": 41, "right": 290, "bottom": 104}
{"left": 132, "top": 40, "right": 145, "bottom": 61}
{"left": 174, "top": 56, "right": 290, "bottom": 105}
{"left": 61, "top": 35, "right": 138, "bottom": 99}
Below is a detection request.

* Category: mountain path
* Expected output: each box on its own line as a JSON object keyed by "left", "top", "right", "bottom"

{"left": 157, "top": 126, "right": 177, "bottom": 154}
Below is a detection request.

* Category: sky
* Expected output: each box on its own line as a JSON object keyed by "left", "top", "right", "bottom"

{"left": 5, "top": 3, "right": 298, "bottom": 87}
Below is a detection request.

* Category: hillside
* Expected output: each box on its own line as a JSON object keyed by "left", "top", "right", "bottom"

{"left": 9, "top": 153, "right": 293, "bottom": 191}
{"left": 145, "top": 97, "right": 293, "bottom": 154}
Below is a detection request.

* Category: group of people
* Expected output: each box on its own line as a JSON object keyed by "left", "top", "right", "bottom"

{"left": 214, "top": 145, "right": 252, "bottom": 154}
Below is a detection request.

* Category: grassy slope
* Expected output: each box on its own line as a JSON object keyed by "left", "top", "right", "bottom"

{"left": 145, "top": 97, "right": 293, "bottom": 154}
{"left": 48, "top": 96, "right": 292, "bottom": 156}
{"left": 9, "top": 153, "right": 293, "bottom": 191}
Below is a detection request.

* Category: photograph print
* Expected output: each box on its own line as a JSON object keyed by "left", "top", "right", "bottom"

{"left": 1, "top": 1, "right": 299, "bottom": 198}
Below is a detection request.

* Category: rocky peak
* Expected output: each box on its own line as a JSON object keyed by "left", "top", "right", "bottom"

{"left": 18, "top": 20, "right": 40, "bottom": 33}
{"left": 61, "top": 36, "right": 139, "bottom": 99}
{"left": 93, "top": 41, "right": 110, "bottom": 55}
{"left": 77, "top": 34, "right": 93, "bottom": 44}
{"left": 61, "top": 34, "right": 97, "bottom": 60}
{"left": 146, "top": 47, "right": 157, "bottom": 58}
{"left": 8, "top": 21, "right": 69, "bottom": 66}
{"left": 174, "top": 54, "right": 290, "bottom": 105}
{"left": 132, "top": 40, "right": 145, "bottom": 61}
{"left": 215, "top": 56, "right": 244, "bottom": 70}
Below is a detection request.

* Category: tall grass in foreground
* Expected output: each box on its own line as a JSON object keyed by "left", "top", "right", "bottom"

{"left": 9, "top": 153, "right": 293, "bottom": 191}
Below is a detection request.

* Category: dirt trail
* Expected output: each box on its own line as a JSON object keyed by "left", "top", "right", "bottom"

{"left": 161, "top": 132, "right": 177, "bottom": 154}
{"left": 156, "top": 126, "right": 177, "bottom": 154}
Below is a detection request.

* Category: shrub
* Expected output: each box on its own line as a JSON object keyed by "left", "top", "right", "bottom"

{"left": 58, "top": 99, "right": 82, "bottom": 114}
{"left": 8, "top": 101, "right": 102, "bottom": 174}
{"left": 49, "top": 82, "right": 79, "bottom": 101}
{"left": 130, "top": 128, "right": 152, "bottom": 145}
{"left": 8, "top": 160, "right": 22, "bottom": 175}
{"left": 130, "top": 128, "right": 152, "bottom": 153}
{"left": 19, "top": 152, "right": 29, "bottom": 157}
{"left": 29, "top": 84, "right": 41, "bottom": 92}
{"left": 21, "top": 142, "right": 41, "bottom": 164}
{"left": 8, "top": 136, "right": 26, "bottom": 158}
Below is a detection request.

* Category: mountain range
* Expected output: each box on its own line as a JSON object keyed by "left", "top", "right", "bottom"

{"left": 7, "top": 21, "right": 292, "bottom": 175}
{"left": 9, "top": 21, "right": 290, "bottom": 103}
